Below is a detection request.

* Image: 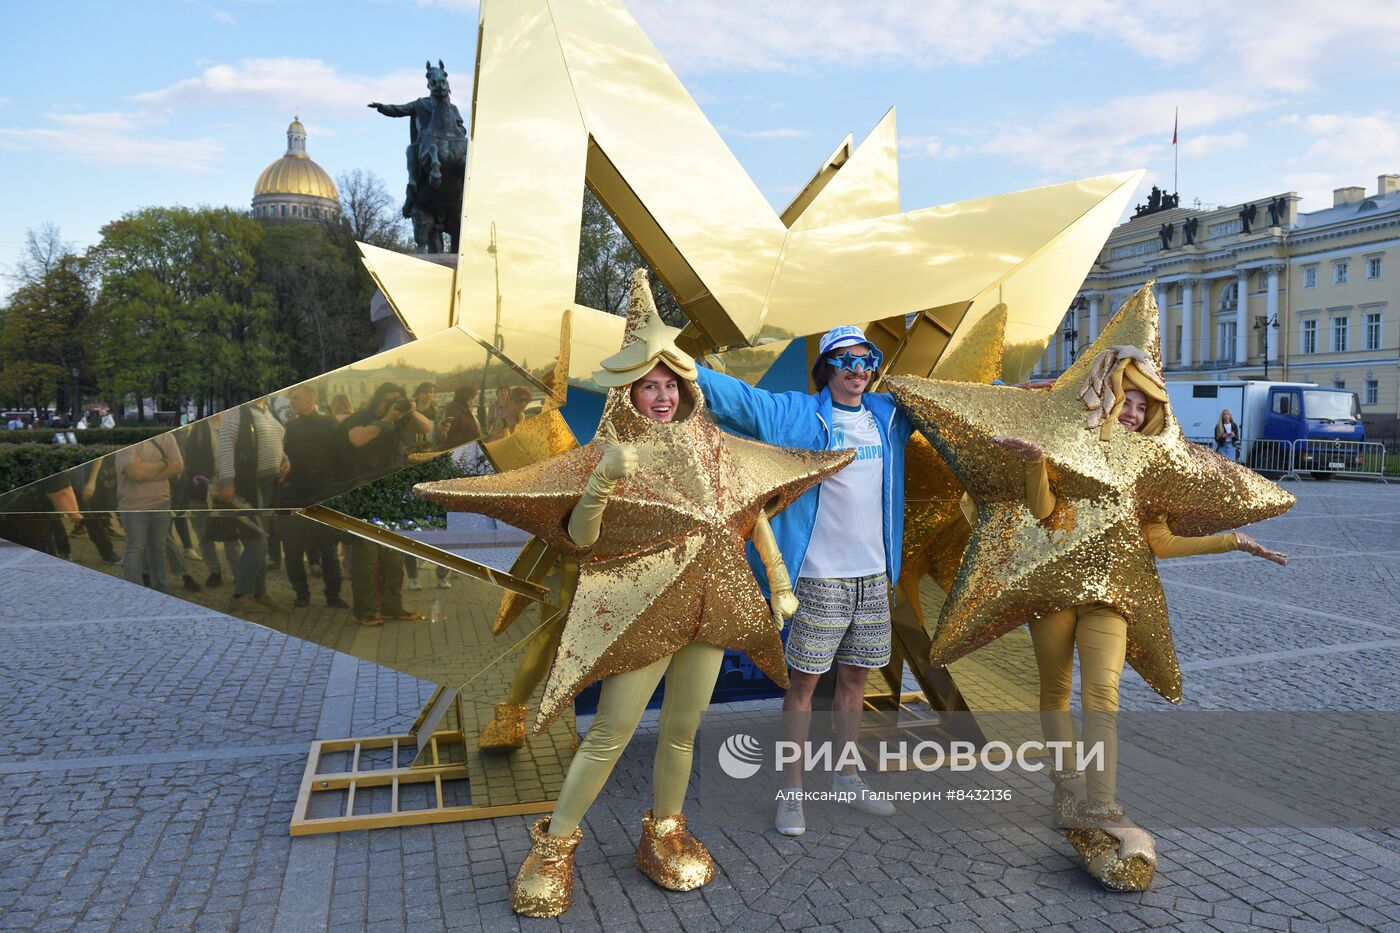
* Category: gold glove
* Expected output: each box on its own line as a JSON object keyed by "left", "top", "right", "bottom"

{"left": 751, "top": 511, "right": 797, "bottom": 622}
{"left": 566, "top": 423, "right": 638, "bottom": 547}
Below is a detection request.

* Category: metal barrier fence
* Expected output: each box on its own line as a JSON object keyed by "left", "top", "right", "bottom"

{"left": 1243, "top": 439, "right": 1302, "bottom": 481}
{"left": 1140, "top": 436, "right": 1385, "bottom": 482}
{"left": 1292, "top": 438, "right": 1390, "bottom": 482}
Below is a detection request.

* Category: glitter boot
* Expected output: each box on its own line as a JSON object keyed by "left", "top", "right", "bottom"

{"left": 478, "top": 702, "right": 527, "bottom": 750}
{"left": 511, "top": 818, "right": 582, "bottom": 917}
{"left": 1066, "top": 800, "right": 1157, "bottom": 892}
{"left": 635, "top": 810, "right": 715, "bottom": 891}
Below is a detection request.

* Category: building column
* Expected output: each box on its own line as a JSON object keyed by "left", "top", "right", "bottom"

{"left": 1235, "top": 270, "right": 1250, "bottom": 363}
{"left": 1265, "top": 265, "right": 1282, "bottom": 367}
{"left": 1087, "top": 294, "right": 1101, "bottom": 344}
{"left": 1153, "top": 283, "right": 1168, "bottom": 366}
{"left": 1179, "top": 279, "right": 1196, "bottom": 369}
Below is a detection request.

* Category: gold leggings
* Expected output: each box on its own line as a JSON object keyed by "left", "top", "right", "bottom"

{"left": 1028, "top": 604, "right": 1128, "bottom": 807}
{"left": 547, "top": 642, "right": 726, "bottom": 835}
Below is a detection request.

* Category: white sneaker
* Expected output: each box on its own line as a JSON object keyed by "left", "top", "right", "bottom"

{"left": 407, "top": 578, "right": 421, "bottom": 591}
{"left": 184, "top": 548, "right": 203, "bottom": 561}
{"left": 437, "top": 575, "right": 452, "bottom": 589}
{"left": 832, "top": 772, "right": 895, "bottom": 817}
{"left": 775, "top": 791, "right": 806, "bottom": 836}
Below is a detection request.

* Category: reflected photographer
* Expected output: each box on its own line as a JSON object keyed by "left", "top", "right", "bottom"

{"left": 340, "top": 383, "right": 429, "bottom": 625}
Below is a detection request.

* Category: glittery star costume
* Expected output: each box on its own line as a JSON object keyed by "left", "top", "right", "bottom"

{"left": 887, "top": 285, "right": 1294, "bottom": 892}
{"left": 415, "top": 271, "right": 851, "bottom": 917}
{"left": 417, "top": 302, "right": 849, "bottom": 732}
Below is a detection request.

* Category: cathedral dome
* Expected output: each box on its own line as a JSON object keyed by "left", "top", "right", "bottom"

{"left": 252, "top": 117, "right": 339, "bottom": 222}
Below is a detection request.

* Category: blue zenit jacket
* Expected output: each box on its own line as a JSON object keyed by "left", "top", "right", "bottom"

{"left": 696, "top": 367, "right": 913, "bottom": 594}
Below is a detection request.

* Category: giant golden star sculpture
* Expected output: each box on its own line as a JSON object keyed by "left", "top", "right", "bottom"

{"left": 886, "top": 286, "right": 1295, "bottom": 702}
{"left": 415, "top": 275, "right": 852, "bottom": 730}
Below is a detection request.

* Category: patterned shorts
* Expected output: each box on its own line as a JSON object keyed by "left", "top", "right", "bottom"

{"left": 784, "top": 574, "right": 892, "bottom": 675}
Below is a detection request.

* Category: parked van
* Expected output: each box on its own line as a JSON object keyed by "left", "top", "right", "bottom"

{"left": 1166, "top": 380, "right": 1364, "bottom": 475}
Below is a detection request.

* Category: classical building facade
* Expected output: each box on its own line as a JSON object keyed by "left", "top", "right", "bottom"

{"left": 1041, "top": 175, "right": 1400, "bottom": 434}
{"left": 251, "top": 117, "right": 340, "bottom": 223}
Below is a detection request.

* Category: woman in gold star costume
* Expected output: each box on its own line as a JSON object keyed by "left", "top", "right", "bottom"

{"left": 416, "top": 272, "right": 849, "bottom": 918}
{"left": 994, "top": 346, "right": 1286, "bottom": 892}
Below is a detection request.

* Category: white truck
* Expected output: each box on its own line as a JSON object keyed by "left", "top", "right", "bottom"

{"left": 1165, "top": 380, "right": 1365, "bottom": 474}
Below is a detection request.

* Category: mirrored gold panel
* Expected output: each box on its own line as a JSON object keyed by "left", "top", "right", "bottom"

{"left": 0, "top": 323, "right": 560, "bottom": 517}
{"left": 0, "top": 506, "right": 575, "bottom": 809}
{"left": 455, "top": 0, "right": 1144, "bottom": 388}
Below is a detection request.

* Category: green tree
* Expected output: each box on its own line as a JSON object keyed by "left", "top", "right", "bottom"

{"left": 256, "top": 220, "right": 381, "bottom": 378}
{"left": 90, "top": 207, "right": 282, "bottom": 421}
{"left": 336, "top": 169, "right": 410, "bottom": 249}
{"left": 0, "top": 253, "right": 94, "bottom": 418}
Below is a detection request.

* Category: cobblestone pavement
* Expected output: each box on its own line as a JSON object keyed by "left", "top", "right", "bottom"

{"left": 2, "top": 480, "right": 1399, "bottom": 932}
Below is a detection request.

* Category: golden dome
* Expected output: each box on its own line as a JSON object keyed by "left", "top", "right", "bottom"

{"left": 253, "top": 157, "right": 338, "bottom": 201}
{"left": 252, "top": 116, "right": 339, "bottom": 203}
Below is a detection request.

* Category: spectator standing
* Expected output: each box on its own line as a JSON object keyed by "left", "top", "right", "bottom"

{"left": 279, "top": 385, "right": 348, "bottom": 609}
{"left": 216, "top": 399, "right": 286, "bottom": 613}
{"left": 340, "top": 383, "right": 430, "bottom": 624}
{"left": 115, "top": 433, "right": 183, "bottom": 593}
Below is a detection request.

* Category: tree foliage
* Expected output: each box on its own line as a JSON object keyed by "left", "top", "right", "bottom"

{"left": 0, "top": 253, "right": 93, "bottom": 417}
{"left": 88, "top": 207, "right": 281, "bottom": 420}
{"left": 575, "top": 187, "right": 683, "bottom": 324}
{"left": 256, "top": 221, "right": 381, "bottom": 378}
{"left": 336, "top": 169, "right": 409, "bottom": 249}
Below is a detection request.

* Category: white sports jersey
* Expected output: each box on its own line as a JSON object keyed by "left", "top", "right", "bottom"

{"left": 799, "top": 403, "right": 886, "bottom": 579}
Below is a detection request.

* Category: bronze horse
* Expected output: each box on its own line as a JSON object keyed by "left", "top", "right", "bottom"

{"left": 369, "top": 60, "right": 467, "bottom": 253}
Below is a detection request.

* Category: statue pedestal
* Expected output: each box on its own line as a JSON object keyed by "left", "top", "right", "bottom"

{"left": 370, "top": 252, "right": 458, "bottom": 352}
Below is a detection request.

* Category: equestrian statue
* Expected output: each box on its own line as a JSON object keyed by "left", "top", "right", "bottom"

{"left": 369, "top": 59, "right": 468, "bottom": 253}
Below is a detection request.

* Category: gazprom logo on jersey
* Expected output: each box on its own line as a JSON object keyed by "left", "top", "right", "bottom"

{"left": 853, "top": 444, "right": 883, "bottom": 461}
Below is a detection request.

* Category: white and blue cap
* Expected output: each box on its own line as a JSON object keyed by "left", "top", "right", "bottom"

{"left": 817, "top": 325, "right": 876, "bottom": 357}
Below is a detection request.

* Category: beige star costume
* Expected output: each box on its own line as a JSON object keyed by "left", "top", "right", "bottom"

{"left": 886, "top": 285, "right": 1294, "bottom": 892}
{"left": 416, "top": 271, "right": 850, "bottom": 917}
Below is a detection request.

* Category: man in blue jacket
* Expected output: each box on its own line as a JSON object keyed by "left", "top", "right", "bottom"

{"left": 697, "top": 326, "right": 913, "bottom": 836}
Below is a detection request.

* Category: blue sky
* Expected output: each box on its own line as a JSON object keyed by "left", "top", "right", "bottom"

{"left": 4, "top": 0, "right": 1400, "bottom": 298}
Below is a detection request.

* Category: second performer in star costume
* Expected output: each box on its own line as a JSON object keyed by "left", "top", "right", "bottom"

{"left": 886, "top": 285, "right": 1294, "bottom": 892}
{"left": 415, "top": 271, "right": 851, "bottom": 917}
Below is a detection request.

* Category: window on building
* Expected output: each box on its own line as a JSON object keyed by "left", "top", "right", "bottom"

{"left": 1303, "top": 266, "right": 1317, "bottom": 288}
{"left": 1301, "top": 319, "right": 1317, "bottom": 354}
{"left": 1365, "top": 312, "right": 1382, "bottom": 351}
{"left": 1334, "top": 261, "right": 1349, "bottom": 285}
{"left": 1365, "top": 378, "right": 1379, "bottom": 405}
{"left": 1333, "top": 379, "right": 1345, "bottom": 389}
{"left": 1218, "top": 321, "right": 1237, "bottom": 360}
{"left": 1332, "top": 315, "right": 1349, "bottom": 352}
{"left": 1366, "top": 256, "right": 1383, "bottom": 279}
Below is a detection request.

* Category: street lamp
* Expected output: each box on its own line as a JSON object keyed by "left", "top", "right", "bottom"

{"left": 1065, "top": 297, "right": 1087, "bottom": 362}
{"left": 1253, "top": 313, "right": 1278, "bottom": 380}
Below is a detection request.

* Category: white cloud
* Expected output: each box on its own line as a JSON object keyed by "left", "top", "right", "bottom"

{"left": 1280, "top": 111, "right": 1400, "bottom": 205}
{"left": 899, "top": 135, "right": 962, "bottom": 159}
{"left": 624, "top": 0, "right": 1400, "bottom": 93}
{"left": 135, "top": 58, "right": 433, "bottom": 116}
{"left": 978, "top": 89, "right": 1264, "bottom": 175}
{"left": 211, "top": 9, "right": 236, "bottom": 27}
{"left": 718, "top": 125, "right": 810, "bottom": 139}
{"left": 0, "top": 111, "right": 223, "bottom": 170}
{"left": 1285, "top": 112, "right": 1400, "bottom": 171}
{"left": 1180, "top": 131, "right": 1249, "bottom": 157}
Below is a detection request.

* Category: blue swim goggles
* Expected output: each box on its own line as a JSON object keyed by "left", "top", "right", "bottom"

{"left": 826, "top": 346, "right": 883, "bottom": 373}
